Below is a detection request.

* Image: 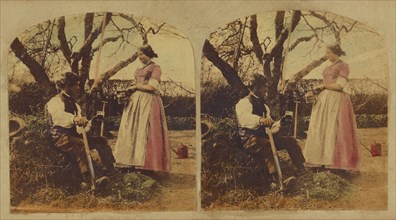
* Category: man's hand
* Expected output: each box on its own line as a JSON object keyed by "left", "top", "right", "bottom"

{"left": 259, "top": 117, "right": 273, "bottom": 127}
{"left": 73, "top": 116, "right": 89, "bottom": 127}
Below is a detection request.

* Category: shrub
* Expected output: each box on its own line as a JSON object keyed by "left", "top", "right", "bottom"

{"left": 355, "top": 114, "right": 387, "bottom": 128}
{"left": 8, "top": 82, "right": 48, "bottom": 115}
{"left": 201, "top": 116, "right": 269, "bottom": 208}
{"left": 9, "top": 112, "right": 80, "bottom": 205}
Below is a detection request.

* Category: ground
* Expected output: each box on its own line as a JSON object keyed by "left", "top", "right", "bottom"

{"left": 205, "top": 127, "right": 389, "bottom": 210}
{"left": 11, "top": 129, "right": 196, "bottom": 212}
{"left": 10, "top": 128, "right": 388, "bottom": 212}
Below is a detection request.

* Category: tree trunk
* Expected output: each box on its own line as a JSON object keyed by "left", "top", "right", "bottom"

{"left": 275, "top": 11, "right": 285, "bottom": 39}
{"left": 80, "top": 13, "right": 95, "bottom": 93}
{"left": 249, "top": 15, "right": 264, "bottom": 64}
{"left": 71, "top": 13, "right": 112, "bottom": 73}
{"left": 57, "top": 16, "right": 72, "bottom": 65}
{"left": 10, "top": 38, "right": 56, "bottom": 98}
{"left": 203, "top": 40, "right": 248, "bottom": 97}
{"left": 265, "top": 11, "right": 302, "bottom": 117}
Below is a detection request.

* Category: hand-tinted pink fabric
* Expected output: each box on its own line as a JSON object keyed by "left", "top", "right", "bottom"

{"left": 332, "top": 93, "right": 360, "bottom": 170}
{"left": 323, "top": 62, "right": 349, "bottom": 83}
{"left": 135, "top": 63, "right": 162, "bottom": 82}
{"left": 142, "top": 95, "right": 171, "bottom": 171}
{"left": 115, "top": 62, "right": 170, "bottom": 172}
{"left": 304, "top": 60, "right": 360, "bottom": 171}
{"left": 136, "top": 63, "right": 169, "bottom": 171}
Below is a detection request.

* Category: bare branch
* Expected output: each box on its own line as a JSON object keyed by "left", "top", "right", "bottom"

{"left": 292, "top": 56, "right": 327, "bottom": 81}
{"left": 275, "top": 11, "right": 285, "bottom": 39}
{"left": 10, "top": 38, "right": 56, "bottom": 97}
{"left": 101, "top": 53, "right": 138, "bottom": 82}
{"left": 57, "top": 16, "right": 72, "bottom": 65}
{"left": 92, "top": 35, "right": 124, "bottom": 53}
{"left": 147, "top": 23, "right": 166, "bottom": 35}
{"left": 203, "top": 39, "right": 248, "bottom": 96}
{"left": 289, "top": 33, "right": 316, "bottom": 51}
{"left": 310, "top": 11, "right": 340, "bottom": 43}
{"left": 72, "top": 12, "right": 112, "bottom": 67}
{"left": 249, "top": 15, "right": 264, "bottom": 64}
{"left": 363, "top": 75, "right": 388, "bottom": 91}
{"left": 119, "top": 13, "right": 148, "bottom": 44}
{"left": 165, "top": 78, "right": 195, "bottom": 95}
{"left": 233, "top": 17, "right": 247, "bottom": 69}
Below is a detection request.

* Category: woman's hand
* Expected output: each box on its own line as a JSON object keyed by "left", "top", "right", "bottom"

{"left": 128, "top": 84, "right": 139, "bottom": 93}
{"left": 259, "top": 117, "right": 273, "bottom": 127}
{"left": 313, "top": 84, "right": 325, "bottom": 91}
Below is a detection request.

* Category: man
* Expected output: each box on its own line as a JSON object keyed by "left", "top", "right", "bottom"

{"left": 47, "top": 71, "right": 116, "bottom": 189}
{"left": 235, "top": 73, "right": 306, "bottom": 188}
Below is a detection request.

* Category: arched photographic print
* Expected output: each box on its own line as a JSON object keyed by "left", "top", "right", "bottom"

{"left": 8, "top": 12, "right": 196, "bottom": 212}
{"left": 201, "top": 10, "right": 388, "bottom": 210}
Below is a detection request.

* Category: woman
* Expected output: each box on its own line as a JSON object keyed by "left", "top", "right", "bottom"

{"left": 303, "top": 44, "right": 359, "bottom": 172}
{"left": 114, "top": 44, "right": 171, "bottom": 173}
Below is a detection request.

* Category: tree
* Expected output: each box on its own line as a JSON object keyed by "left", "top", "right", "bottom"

{"left": 10, "top": 12, "right": 174, "bottom": 116}
{"left": 202, "top": 10, "right": 358, "bottom": 117}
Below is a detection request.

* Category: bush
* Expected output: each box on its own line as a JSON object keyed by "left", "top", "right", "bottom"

{"left": 356, "top": 114, "right": 387, "bottom": 128}
{"left": 201, "top": 116, "right": 269, "bottom": 208}
{"left": 201, "top": 81, "right": 240, "bottom": 117}
{"left": 9, "top": 112, "right": 80, "bottom": 206}
{"left": 8, "top": 82, "right": 48, "bottom": 115}
{"left": 166, "top": 116, "right": 195, "bottom": 130}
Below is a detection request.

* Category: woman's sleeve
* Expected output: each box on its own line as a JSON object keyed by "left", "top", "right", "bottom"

{"left": 335, "top": 76, "right": 348, "bottom": 89}
{"left": 147, "top": 78, "right": 160, "bottom": 88}
{"left": 339, "top": 63, "right": 350, "bottom": 78}
{"left": 151, "top": 65, "right": 162, "bottom": 81}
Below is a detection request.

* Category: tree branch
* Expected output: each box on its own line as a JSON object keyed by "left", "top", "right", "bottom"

{"left": 10, "top": 38, "right": 56, "bottom": 97}
{"left": 310, "top": 11, "right": 340, "bottom": 43}
{"left": 275, "top": 11, "right": 285, "bottom": 39}
{"left": 293, "top": 56, "right": 327, "bottom": 81}
{"left": 249, "top": 15, "right": 264, "bottom": 64}
{"left": 101, "top": 53, "right": 138, "bottom": 82}
{"left": 57, "top": 16, "right": 72, "bottom": 65}
{"left": 80, "top": 13, "right": 95, "bottom": 92}
{"left": 289, "top": 33, "right": 316, "bottom": 51}
{"left": 119, "top": 13, "right": 149, "bottom": 44}
{"left": 232, "top": 17, "right": 247, "bottom": 69}
{"left": 203, "top": 40, "right": 248, "bottom": 96}
{"left": 71, "top": 12, "right": 112, "bottom": 69}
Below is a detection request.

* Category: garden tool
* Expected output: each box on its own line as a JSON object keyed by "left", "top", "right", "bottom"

{"left": 264, "top": 115, "right": 284, "bottom": 192}
{"left": 80, "top": 126, "right": 96, "bottom": 191}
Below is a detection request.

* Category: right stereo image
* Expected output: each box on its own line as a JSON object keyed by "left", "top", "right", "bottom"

{"left": 200, "top": 10, "right": 389, "bottom": 211}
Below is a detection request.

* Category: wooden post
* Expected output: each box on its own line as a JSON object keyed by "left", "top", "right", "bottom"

{"left": 294, "top": 101, "right": 299, "bottom": 138}
{"left": 99, "top": 101, "right": 107, "bottom": 137}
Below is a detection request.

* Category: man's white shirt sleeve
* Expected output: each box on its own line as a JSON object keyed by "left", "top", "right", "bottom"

{"left": 47, "top": 96, "right": 81, "bottom": 128}
{"left": 235, "top": 98, "right": 271, "bottom": 130}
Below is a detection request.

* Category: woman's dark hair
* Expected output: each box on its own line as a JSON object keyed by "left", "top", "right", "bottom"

{"left": 327, "top": 44, "right": 346, "bottom": 56}
{"left": 56, "top": 71, "right": 80, "bottom": 89}
{"left": 138, "top": 44, "right": 158, "bottom": 58}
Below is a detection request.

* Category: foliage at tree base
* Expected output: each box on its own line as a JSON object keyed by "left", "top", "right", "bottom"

{"left": 10, "top": 112, "right": 81, "bottom": 206}
{"left": 201, "top": 116, "right": 353, "bottom": 209}
{"left": 9, "top": 113, "right": 161, "bottom": 208}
